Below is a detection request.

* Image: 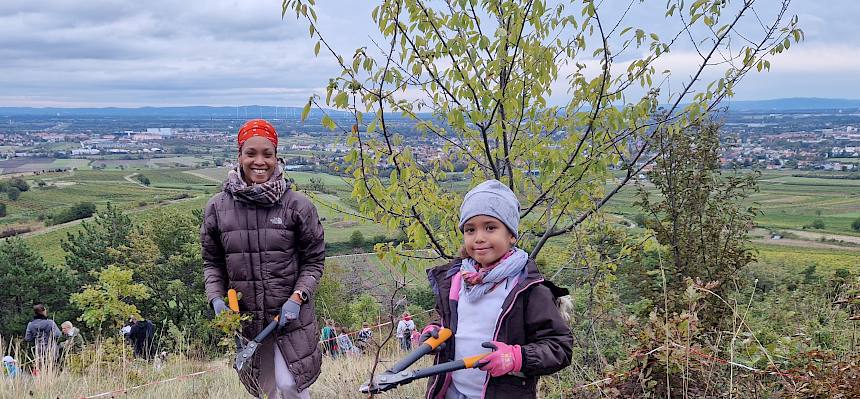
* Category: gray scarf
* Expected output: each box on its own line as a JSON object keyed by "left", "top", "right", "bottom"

{"left": 459, "top": 247, "right": 529, "bottom": 299}
{"left": 223, "top": 165, "right": 287, "bottom": 206}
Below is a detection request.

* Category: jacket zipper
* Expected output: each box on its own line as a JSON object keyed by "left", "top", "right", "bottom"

{"left": 479, "top": 278, "right": 544, "bottom": 399}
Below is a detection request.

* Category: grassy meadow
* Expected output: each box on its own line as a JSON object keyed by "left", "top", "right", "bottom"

{"left": 10, "top": 165, "right": 388, "bottom": 265}
{"left": 0, "top": 342, "right": 430, "bottom": 399}
{"left": 605, "top": 169, "right": 860, "bottom": 238}
{"left": 4, "top": 165, "right": 860, "bottom": 398}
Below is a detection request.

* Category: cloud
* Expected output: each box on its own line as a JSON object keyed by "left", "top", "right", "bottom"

{"left": 0, "top": 0, "right": 857, "bottom": 107}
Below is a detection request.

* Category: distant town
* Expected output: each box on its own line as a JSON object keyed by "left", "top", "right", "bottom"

{"left": 1, "top": 103, "right": 859, "bottom": 175}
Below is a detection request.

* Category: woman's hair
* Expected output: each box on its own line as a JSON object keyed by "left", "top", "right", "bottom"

{"left": 33, "top": 304, "right": 47, "bottom": 317}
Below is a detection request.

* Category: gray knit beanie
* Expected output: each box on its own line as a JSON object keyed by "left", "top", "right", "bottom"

{"left": 458, "top": 179, "right": 520, "bottom": 238}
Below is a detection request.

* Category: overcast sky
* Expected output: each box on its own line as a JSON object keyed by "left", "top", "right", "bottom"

{"left": 1, "top": 0, "right": 857, "bottom": 107}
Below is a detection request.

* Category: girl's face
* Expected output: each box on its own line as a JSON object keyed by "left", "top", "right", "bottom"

{"left": 462, "top": 214, "right": 516, "bottom": 267}
{"left": 238, "top": 136, "right": 277, "bottom": 184}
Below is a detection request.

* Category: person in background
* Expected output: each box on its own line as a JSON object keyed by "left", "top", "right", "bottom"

{"left": 410, "top": 328, "right": 421, "bottom": 349}
{"left": 396, "top": 312, "right": 416, "bottom": 351}
{"left": 335, "top": 327, "right": 357, "bottom": 357}
{"left": 2, "top": 356, "right": 19, "bottom": 378}
{"left": 320, "top": 319, "right": 338, "bottom": 358}
{"left": 121, "top": 318, "right": 134, "bottom": 347}
{"left": 24, "top": 304, "right": 61, "bottom": 371}
{"left": 128, "top": 316, "right": 154, "bottom": 359}
{"left": 60, "top": 321, "right": 86, "bottom": 355}
{"left": 355, "top": 322, "right": 373, "bottom": 354}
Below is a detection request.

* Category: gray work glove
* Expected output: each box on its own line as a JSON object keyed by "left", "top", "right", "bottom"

{"left": 278, "top": 299, "right": 301, "bottom": 327}
{"left": 418, "top": 325, "right": 446, "bottom": 354}
{"left": 211, "top": 298, "right": 229, "bottom": 316}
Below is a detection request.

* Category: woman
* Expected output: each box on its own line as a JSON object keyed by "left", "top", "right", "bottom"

{"left": 24, "top": 304, "right": 61, "bottom": 373}
{"left": 202, "top": 119, "right": 325, "bottom": 399}
{"left": 396, "top": 312, "right": 416, "bottom": 351}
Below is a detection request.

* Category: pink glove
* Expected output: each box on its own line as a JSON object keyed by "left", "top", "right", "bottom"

{"left": 477, "top": 341, "right": 522, "bottom": 377}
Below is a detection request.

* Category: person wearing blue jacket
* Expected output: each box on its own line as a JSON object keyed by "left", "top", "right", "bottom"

{"left": 24, "top": 304, "right": 61, "bottom": 372}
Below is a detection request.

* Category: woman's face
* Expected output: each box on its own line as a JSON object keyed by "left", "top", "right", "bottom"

{"left": 238, "top": 136, "right": 277, "bottom": 184}
{"left": 462, "top": 214, "right": 516, "bottom": 267}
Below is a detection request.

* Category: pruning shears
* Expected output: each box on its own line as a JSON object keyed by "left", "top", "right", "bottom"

{"left": 358, "top": 328, "right": 491, "bottom": 394}
{"left": 227, "top": 288, "right": 281, "bottom": 372}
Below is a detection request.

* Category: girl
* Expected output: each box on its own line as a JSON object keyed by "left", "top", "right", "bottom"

{"left": 202, "top": 119, "right": 325, "bottom": 399}
{"left": 423, "top": 179, "right": 572, "bottom": 399}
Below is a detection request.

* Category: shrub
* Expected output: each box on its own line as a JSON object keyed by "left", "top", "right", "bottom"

{"left": 349, "top": 230, "right": 365, "bottom": 248}
{"left": 7, "top": 187, "right": 20, "bottom": 201}
{"left": 10, "top": 178, "right": 29, "bottom": 192}
{"left": 135, "top": 174, "right": 150, "bottom": 186}
{"left": 49, "top": 202, "right": 97, "bottom": 225}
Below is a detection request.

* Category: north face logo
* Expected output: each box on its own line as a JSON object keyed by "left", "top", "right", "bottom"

{"left": 270, "top": 217, "right": 283, "bottom": 225}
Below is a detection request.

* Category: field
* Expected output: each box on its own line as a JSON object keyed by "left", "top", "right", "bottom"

{"left": 605, "top": 170, "right": 860, "bottom": 238}
{"left": 13, "top": 167, "right": 386, "bottom": 265}
{"left": 752, "top": 243, "right": 859, "bottom": 274}
{"left": 192, "top": 167, "right": 351, "bottom": 190}
{"left": 24, "top": 195, "right": 209, "bottom": 266}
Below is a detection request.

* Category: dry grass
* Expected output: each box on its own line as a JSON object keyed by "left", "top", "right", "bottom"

{"left": 1, "top": 345, "right": 432, "bottom": 399}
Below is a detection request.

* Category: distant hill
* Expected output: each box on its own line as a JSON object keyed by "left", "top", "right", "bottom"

{"left": 0, "top": 105, "right": 350, "bottom": 118}
{"left": 723, "top": 98, "right": 860, "bottom": 112}
{"left": 2, "top": 98, "right": 860, "bottom": 117}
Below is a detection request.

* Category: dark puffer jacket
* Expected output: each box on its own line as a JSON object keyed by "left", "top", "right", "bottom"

{"left": 202, "top": 187, "right": 325, "bottom": 394}
{"left": 425, "top": 258, "right": 573, "bottom": 399}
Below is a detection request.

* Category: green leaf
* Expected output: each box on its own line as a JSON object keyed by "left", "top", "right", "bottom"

{"left": 301, "top": 100, "right": 311, "bottom": 122}
{"left": 321, "top": 115, "right": 335, "bottom": 130}
{"left": 334, "top": 91, "right": 349, "bottom": 108}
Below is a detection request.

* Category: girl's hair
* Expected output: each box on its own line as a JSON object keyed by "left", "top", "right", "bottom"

{"left": 458, "top": 245, "right": 469, "bottom": 259}
{"left": 33, "top": 304, "right": 47, "bottom": 317}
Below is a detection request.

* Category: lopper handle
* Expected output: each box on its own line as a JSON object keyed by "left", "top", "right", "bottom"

{"left": 410, "top": 353, "right": 491, "bottom": 381}
{"left": 423, "top": 328, "right": 452, "bottom": 350}
{"left": 252, "top": 318, "right": 279, "bottom": 343}
{"left": 462, "top": 353, "right": 490, "bottom": 369}
{"left": 227, "top": 289, "right": 240, "bottom": 312}
{"left": 388, "top": 327, "right": 454, "bottom": 374}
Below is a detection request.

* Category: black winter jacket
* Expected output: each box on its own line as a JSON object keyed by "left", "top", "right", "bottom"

{"left": 425, "top": 258, "right": 573, "bottom": 399}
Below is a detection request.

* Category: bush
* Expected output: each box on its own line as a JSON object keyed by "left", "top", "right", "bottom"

{"left": 802, "top": 219, "right": 826, "bottom": 230}
{"left": 7, "top": 187, "right": 20, "bottom": 201}
{"left": 135, "top": 174, "right": 150, "bottom": 186}
{"left": 852, "top": 217, "right": 860, "bottom": 232}
{"left": 633, "top": 213, "right": 647, "bottom": 228}
{"left": 50, "top": 202, "right": 97, "bottom": 225}
{"left": 0, "top": 225, "right": 31, "bottom": 238}
{"left": 10, "top": 178, "right": 29, "bottom": 192}
{"left": 349, "top": 230, "right": 365, "bottom": 248}
{"left": 0, "top": 203, "right": 5, "bottom": 218}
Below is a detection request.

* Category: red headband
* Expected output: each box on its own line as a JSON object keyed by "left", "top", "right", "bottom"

{"left": 237, "top": 119, "right": 278, "bottom": 148}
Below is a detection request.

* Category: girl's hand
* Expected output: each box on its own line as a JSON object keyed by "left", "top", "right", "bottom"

{"left": 477, "top": 341, "right": 522, "bottom": 377}
{"left": 418, "top": 325, "right": 447, "bottom": 354}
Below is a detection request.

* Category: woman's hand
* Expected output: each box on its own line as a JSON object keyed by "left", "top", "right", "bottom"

{"left": 211, "top": 298, "right": 229, "bottom": 316}
{"left": 278, "top": 298, "right": 302, "bottom": 327}
{"left": 477, "top": 341, "right": 523, "bottom": 377}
